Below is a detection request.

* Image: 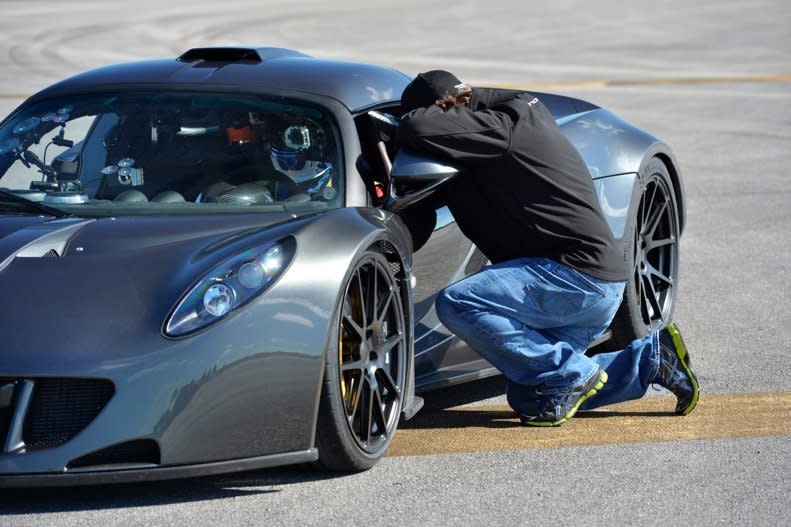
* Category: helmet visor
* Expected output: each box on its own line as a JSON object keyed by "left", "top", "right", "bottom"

{"left": 270, "top": 147, "right": 307, "bottom": 171}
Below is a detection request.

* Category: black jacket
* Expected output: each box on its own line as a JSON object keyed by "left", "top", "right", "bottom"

{"left": 397, "top": 88, "right": 626, "bottom": 281}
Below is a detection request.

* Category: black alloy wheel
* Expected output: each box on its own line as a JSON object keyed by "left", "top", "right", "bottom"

{"left": 634, "top": 171, "right": 678, "bottom": 328}
{"left": 316, "top": 249, "right": 406, "bottom": 471}
{"left": 608, "top": 158, "right": 680, "bottom": 349}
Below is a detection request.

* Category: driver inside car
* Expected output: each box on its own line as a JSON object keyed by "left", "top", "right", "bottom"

{"left": 268, "top": 120, "right": 335, "bottom": 201}
{"left": 201, "top": 112, "right": 279, "bottom": 204}
{"left": 203, "top": 115, "right": 335, "bottom": 204}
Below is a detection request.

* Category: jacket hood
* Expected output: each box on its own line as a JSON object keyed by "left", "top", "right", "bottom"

{"left": 468, "top": 87, "right": 526, "bottom": 111}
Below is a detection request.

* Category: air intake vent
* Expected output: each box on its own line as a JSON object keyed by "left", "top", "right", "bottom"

{"left": 0, "top": 406, "right": 11, "bottom": 450}
{"left": 178, "top": 47, "right": 262, "bottom": 64}
{"left": 68, "top": 439, "right": 160, "bottom": 469}
{"left": 0, "top": 381, "right": 16, "bottom": 449}
{"left": 23, "top": 379, "right": 115, "bottom": 450}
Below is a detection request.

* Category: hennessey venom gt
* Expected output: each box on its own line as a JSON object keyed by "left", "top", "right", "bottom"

{"left": 0, "top": 47, "right": 684, "bottom": 486}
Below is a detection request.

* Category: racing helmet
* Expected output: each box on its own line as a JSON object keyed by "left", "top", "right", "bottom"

{"left": 269, "top": 121, "right": 333, "bottom": 195}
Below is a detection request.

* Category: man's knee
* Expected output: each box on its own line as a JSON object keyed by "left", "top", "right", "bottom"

{"left": 435, "top": 286, "right": 464, "bottom": 330}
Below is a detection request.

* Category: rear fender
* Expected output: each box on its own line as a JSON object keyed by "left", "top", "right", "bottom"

{"left": 559, "top": 109, "right": 685, "bottom": 231}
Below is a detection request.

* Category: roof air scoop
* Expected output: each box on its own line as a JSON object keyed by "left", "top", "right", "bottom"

{"left": 178, "top": 47, "right": 263, "bottom": 64}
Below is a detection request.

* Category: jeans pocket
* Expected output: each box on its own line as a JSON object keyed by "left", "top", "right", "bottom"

{"left": 525, "top": 261, "right": 597, "bottom": 317}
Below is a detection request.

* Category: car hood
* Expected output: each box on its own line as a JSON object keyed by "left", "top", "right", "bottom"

{"left": 1, "top": 212, "right": 300, "bottom": 258}
{"left": 0, "top": 211, "right": 308, "bottom": 373}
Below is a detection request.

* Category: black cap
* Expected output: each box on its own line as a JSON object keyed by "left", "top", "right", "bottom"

{"left": 401, "top": 70, "right": 465, "bottom": 112}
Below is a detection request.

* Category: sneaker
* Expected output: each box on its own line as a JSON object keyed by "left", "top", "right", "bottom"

{"left": 654, "top": 322, "right": 699, "bottom": 415}
{"left": 519, "top": 368, "right": 608, "bottom": 427}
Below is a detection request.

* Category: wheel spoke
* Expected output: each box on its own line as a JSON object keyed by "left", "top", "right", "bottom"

{"left": 353, "top": 268, "right": 367, "bottom": 330}
{"left": 638, "top": 187, "right": 648, "bottom": 227}
{"left": 371, "top": 387, "right": 388, "bottom": 437}
{"left": 375, "top": 287, "right": 395, "bottom": 324}
{"left": 381, "top": 332, "right": 404, "bottom": 354}
{"left": 642, "top": 273, "right": 663, "bottom": 319}
{"left": 340, "top": 358, "right": 365, "bottom": 373}
{"left": 632, "top": 235, "right": 641, "bottom": 273}
{"left": 644, "top": 198, "right": 668, "bottom": 240}
{"left": 640, "top": 183, "right": 658, "bottom": 232}
{"left": 377, "top": 368, "right": 401, "bottom": 399}
{"left": 363, "top": 264, "right": 377, "bottom": 327}
{"left": 342, "top": 313, "right": 366, "bottom": 341}
{"left": 363, "top": 381, "right": 374, "bottom": 444}
{"left": 635, "top": 265, "right": 651, "bottom": 322}
{"left": 646, "top": 235, "right": 675, "bottom": 252}
{"left": 347, "top": 374, "right": 363, "bottom": 422}
{"left": 647, "top": 264, "right": 674, "bottom": 287}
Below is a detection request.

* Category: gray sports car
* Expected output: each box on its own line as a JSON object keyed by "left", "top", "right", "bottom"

{"left": 0, "top": 47, "right": 684, "bottom": 486}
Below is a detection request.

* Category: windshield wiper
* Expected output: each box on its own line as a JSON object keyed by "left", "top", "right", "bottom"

{"left": 0, "top": 189, "right": 71, "bottom": 218}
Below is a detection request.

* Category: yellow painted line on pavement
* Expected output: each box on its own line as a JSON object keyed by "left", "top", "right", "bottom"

{"left": 389, "top": 391, "right": 791, "bottom": 457}
{"left": 0, "top": 94, "right": 28, "bottom": 99}
{"left": 497, "top": 73, "right": 791, "bottom": 90}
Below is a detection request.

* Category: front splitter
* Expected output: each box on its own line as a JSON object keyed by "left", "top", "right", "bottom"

{"left": 0, "top": 448, "right": 318, "bottom": 488}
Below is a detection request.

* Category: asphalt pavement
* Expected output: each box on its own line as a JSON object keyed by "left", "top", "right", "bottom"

{"left": 0, "top": 0, "right": 789, "bottom": 525}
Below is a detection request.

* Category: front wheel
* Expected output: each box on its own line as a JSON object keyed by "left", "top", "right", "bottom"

{"left": 608, "top": 158, "right": 680, "bottom": 349}
{"left": 315, "top": 249, "right": 407, "bottom": 471}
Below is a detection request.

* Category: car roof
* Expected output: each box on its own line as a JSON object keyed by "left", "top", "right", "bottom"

{"left": 27, "top": 47, "right": 412, "bottom": 113}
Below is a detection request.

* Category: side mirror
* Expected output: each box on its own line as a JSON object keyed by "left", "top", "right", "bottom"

{"left": 386, "top": 149, "right": 459, "bottom": 212}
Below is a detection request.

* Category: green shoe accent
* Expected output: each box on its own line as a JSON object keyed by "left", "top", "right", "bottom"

{"left": 521, "top": 370, "right": 608, "bottom": 427}
{"left": 666, "top": 322, "right": 700, "bottom": 415}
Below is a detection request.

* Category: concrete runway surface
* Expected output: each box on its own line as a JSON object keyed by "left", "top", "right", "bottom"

{"left": 0, "top": 0, "right": 789, "bottom": 525}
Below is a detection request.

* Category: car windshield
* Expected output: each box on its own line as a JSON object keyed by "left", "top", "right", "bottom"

{"left": 0, "top": 92, "right": 343, "bottom": 216}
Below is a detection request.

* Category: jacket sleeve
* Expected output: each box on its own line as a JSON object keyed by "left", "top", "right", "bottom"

{"left": 397, "top": 105, "right": 511, "bottom": 164}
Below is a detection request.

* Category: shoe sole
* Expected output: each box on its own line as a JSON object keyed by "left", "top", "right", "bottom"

{"left": 667, "top": 322, "right": 700, "bottom": 415}
{"left": 520, "top": 370, "right": 608, "bottom": 427}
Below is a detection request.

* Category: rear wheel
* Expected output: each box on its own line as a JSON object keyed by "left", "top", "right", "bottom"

{"left": 315, "top": 249, "right": 406, "bottom": 471}
{"left": 608, "top": 158, "right": 680, "bottom": 348}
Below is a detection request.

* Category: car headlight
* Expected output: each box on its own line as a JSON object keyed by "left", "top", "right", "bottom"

{"left": 165, "top": 237, "right": 295, "bottom": 337}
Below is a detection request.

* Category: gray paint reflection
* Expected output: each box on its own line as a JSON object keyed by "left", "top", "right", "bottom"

{"left": 593, "top": 173, "right": 636, "bottom": 239}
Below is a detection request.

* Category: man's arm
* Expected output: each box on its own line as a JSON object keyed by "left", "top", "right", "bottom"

{"left": 397, "top": 105, "right": 511, "bottom": 164}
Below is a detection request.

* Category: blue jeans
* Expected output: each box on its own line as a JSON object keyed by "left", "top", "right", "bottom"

{"left": 435, "top": 257, "right": 660, "bottom": 413}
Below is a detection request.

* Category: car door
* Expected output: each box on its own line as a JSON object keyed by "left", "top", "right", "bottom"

{"left": 405, "top": 203, "right": 495, "bottom": 390}
{"left": 387, "top": 151, "right": 494, "bottom": 390}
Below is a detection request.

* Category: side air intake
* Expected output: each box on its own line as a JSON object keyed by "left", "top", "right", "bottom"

{"left": 68, "top": 439, "right": 160, "bottom": 469}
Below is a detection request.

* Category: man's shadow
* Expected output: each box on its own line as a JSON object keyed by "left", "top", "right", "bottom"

{"left": 403, "top": 374, "right": 675, "bottom": 430}
{"left": 403, "top": 375, "right": 518, "bottom": 429}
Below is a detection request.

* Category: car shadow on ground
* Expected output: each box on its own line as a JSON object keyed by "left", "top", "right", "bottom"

{"left": 0, "top": 379, "right": 514, "bottom": 512}
{"left": 0, "top": 465, "right": 355, "bottom": 513}
{"left": 0, "top": 377, "right": 675, "bottom": 512}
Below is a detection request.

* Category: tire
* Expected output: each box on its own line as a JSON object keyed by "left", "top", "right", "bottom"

{"left": 608, "top": 157, "right": 681, "bottom": 349}
{"left": 315, "top": 249, "right": 407, "bottom": 471}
